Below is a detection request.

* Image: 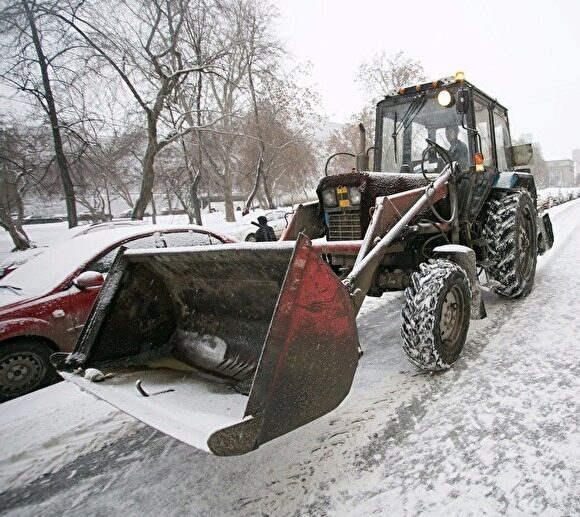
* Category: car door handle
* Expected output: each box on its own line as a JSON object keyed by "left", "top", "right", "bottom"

{"left": 52, "top": 309, "right": 66, "bottom": 318}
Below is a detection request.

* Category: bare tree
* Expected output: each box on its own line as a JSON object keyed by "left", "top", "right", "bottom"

{"left": 0, "top": 124, "right": 31, "bottom": 249}
{"left": 202, "top": 0, "right": 286, "bottom": 221}
{"left": 239, "top": 0, "right": 278, "bottom": 212}
{"left": 1, "top": 0, "right": 318, "bottom": 227}
{"left": 324, "top": 106, "right": 376, "bottom": 174}
{"left": 238, "top": 69, "right": 320, "bottom": 208}
{"left": 0, "top": 0, "right": 82, "bottom": 227}
{"left": 0, "top": 120, "right": 58, "bottom": 249}
{"left": 325, "top": 51, "right": 426, "bottom": 173}
{"left": 357, "top": 50, "right": 426, "bottom": 102}
{"left": 99, "top": 129, "right": 144, "bottom": 210}
{"left": 47, "top": 0, "right": 226, "bottom": 219}
{"left": 165, "top": 0, "right": 226, "bottom": 225}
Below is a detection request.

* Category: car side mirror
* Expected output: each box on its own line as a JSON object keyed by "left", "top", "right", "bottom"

{"left": 73, "top": 271, "right": 104, "bottom": 289}
{"left": 507, "top": 143, "right": 533, "bottom": 168}
{"left": 455, "top": 87, "right": 470, "bottom": 114}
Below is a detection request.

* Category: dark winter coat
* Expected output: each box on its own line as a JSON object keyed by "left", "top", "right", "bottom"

{"left": 256, "top": 224, "right": 277, "bottom": 242}
{"left": 448, "top": 139, "right": 469, "bottom": 170}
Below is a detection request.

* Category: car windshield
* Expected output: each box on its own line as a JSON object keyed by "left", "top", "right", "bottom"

{"left": 380, "top": 93, "right": 470, "bottom": 174}
{"left": 0, "top": 227, "right": 224, "bottom": 301}
{"left": 0, "top": 230, "right": 147, "bottom": 299}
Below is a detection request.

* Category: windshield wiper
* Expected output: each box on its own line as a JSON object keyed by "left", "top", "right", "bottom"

{"left": 391, "top": 93, "right": 427, "bottom": 164}
{"left": 0, "top": 285, "right": 23, "bottom": 294}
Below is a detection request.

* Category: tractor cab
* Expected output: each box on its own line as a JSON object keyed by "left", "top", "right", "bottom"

{"left": 374, "top": 73, "right": 531, "bottom": 176}
{"left": 315, "top": 73, "right": 536, "bottom": 241}
{"left": 376, "top": 80, "right": 472, "bottom": 174}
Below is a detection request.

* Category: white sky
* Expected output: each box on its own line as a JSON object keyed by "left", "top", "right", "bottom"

{"left": 271, "top": 0, "right": 580, "bottom": 160}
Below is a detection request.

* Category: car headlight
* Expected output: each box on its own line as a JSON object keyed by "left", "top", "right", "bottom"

{"left": 322, "top": 188, "right": 338, "bottom": 207}
{"left": 349, "top": 187, "right": 361, "bottom": 205}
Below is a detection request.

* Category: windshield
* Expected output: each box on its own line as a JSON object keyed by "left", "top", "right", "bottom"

{"left": 0, "top": 236, "right": 118, "bottom": 300}
{"left": 380, "top": 93, "right": 470, "bottom": 174}
{"left": 0, "top": 228, "right": 156, "bottom": 300}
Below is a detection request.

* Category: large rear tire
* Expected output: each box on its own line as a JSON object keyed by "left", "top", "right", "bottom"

{"left": 482, "top": 189, "right": 537, "bottom": 298}
{"left": 401, "top": 259, "right": 471, "bottom": 371}
{"left": 0, "top": 341, "right": 59, "bottom": 402}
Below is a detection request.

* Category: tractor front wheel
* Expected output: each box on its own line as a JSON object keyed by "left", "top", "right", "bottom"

{"left": 401, "top": 259, "right": 471, "bottom": 370}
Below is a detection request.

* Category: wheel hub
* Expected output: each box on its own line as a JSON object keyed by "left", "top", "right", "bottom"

{"left": 440, "top": 286, "right": 462, "bottom": 343}
{"left": 0, "top": 353, "right": 43, "bottom": 394}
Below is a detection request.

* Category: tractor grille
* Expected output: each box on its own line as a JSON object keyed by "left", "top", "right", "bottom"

{"left": 328, "top": 210, "right": 361, "bottom": 240}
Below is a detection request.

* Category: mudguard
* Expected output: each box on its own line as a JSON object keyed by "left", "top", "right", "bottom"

{"left": 538, "top": 213, "right": 554, "bottom": 255}
{"left": 492, "top": 171, "right": 537, "bottom": 202}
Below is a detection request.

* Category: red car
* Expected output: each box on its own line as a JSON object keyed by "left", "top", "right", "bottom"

{"left": 0, "top": 225, "right": 235, "bottom": 401}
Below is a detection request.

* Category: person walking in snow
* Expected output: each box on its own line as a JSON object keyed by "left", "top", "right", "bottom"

{"left": 255, "top": 215, "right": 277, "bottom": 242}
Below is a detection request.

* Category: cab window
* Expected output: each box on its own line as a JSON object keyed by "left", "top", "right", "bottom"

{"left": 493, "top": 109, "right": 511, "bottom": 170}
{"left": 474, "top": 99, "right": 493, "bottom": 167}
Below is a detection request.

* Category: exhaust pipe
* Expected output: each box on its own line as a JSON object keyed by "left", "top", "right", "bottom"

{"left": 356, "top": 123, "right": 369, "bottom": 172}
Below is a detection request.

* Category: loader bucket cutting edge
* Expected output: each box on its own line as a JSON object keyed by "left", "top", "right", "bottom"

{"left": 58, "top": 234, "right": 360, "bottom": 455}
{"left": 209, "top": 234, "right": 360, "bottom": 455}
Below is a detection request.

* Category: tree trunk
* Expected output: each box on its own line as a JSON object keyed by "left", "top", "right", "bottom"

{"left": 223, "top": 158, "right": 235, "bottom": 222}
{"left": 189, "top": 173, "right": 202, "bottom": 224}
{"left": 133, "top": 116, "right": 158, "bottom": 219}
{"left": 164, "top": 184, "right": 173, "bottom": 214}
{"left": 244, "top": 56, "right": 267, "bottom": 213}
{"left": 192, "top": 69, "right": 204, "bottom": 226}
{"left": 244, "top": 150, "right": 263, "bottom": 212}
{"left": 0, "top": 180, "right": 30, "bottom": 250}
{"left": 0, "top": 171, "right": 31, "bottom": 250}
{"left": 150, "top": 196, "right": 157, "bottom": 224}
{"left": 104, "top": 181, "right": 112, "bottom": 218}
{"left": 14, "top": 186, "right": 28, "bottom": 239}
{"left": 0, "top": 217, "right": 31, "bottom": 250}
{"left": 22, "top": 0, "right": 77, "bottom": 228}
{"left": 262, "top": 173, "right": 275, "bottom": 209}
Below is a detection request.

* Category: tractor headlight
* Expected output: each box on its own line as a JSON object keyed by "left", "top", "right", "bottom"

{"left": 437, "top": 89, "right": 455, "bottom": 108}
{"left": 322, "top": 188, "right": 338, "bottom": 207}
{"left": 349, "top": 186, "right": 361, "bottom": 205}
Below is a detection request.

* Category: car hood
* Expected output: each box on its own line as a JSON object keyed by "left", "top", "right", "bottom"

{"left": 221, "top": 222, "right": 259, "bottom": 240}
{"left": 0, "top": 289, "right": 48, "bottom": 313}
{"left": 0, "top": 289, "right": 25, "bottom": 308}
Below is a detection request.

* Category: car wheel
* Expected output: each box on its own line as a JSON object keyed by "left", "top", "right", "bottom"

{"left": 245, "top": 234, "right": 257, "bottom": 242}
{"left": 0, "top": 341, "right": 60, "bottom": 402}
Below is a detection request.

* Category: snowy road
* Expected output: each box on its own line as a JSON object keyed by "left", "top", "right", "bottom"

{"left": 1, "top": 201, "right": 579, "bottom": 516}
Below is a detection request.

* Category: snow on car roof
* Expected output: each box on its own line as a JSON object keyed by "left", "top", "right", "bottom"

{"left": 0, "top": 225, "right": 221, "bottom": 302}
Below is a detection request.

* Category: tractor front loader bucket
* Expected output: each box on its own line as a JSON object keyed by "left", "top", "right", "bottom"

{"left": 55, "top": 234, "right": 360, "bottom": 455}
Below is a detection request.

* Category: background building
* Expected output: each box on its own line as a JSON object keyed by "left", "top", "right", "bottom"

{"left": 545, "top": 159, "right": 575, "bottom": 187}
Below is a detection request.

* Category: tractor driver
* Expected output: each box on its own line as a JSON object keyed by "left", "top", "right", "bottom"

{"left": 445, "top": 125, "right": 469, "bottom": 170}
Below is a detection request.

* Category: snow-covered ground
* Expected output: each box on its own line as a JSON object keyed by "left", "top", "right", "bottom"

{"left": 0, "top": 200, "right": 579, "bottom": 516}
